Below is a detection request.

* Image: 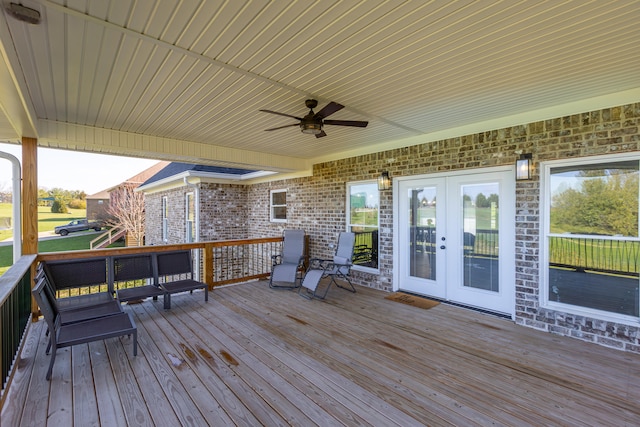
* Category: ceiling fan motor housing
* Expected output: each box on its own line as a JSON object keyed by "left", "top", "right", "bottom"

{"left": 300, "top": 113, "right": 323, "bottom": 134}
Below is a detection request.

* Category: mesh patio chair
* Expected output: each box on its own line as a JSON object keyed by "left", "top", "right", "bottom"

{"left": 156, "top": 250, "right": 208, "bottom": 308}
{"left": 111, "top": 253, "right": 169, "bottom": 308}
{"left": 299, "top": 232, "right": 356, "bottom": 299}
{"left": 32, "top": 278, "right": 137, "bottom": 381}
{"left": 35, "top": 275, "right": 123, "bottom": 353}
{"left": 40, "top": 258, "right": 115, "bottom": 309}
{"left": 269, "top": 229, "right": 306, "bottom": 289}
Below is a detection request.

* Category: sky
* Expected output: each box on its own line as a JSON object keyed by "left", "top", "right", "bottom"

{"left": 0, "top": 142, "right": 160, "bottom": 195}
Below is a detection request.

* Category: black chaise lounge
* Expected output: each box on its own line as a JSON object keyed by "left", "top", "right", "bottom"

{"left": 32, "top": 279, "right": 137, "bottom": 381}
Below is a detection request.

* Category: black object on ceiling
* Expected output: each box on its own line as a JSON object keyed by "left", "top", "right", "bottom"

{"left": 260, "top": 99, "right": 368, "bottom": 138}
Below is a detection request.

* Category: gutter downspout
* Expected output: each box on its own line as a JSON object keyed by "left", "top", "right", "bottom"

{"left": 0, "top": 151, "right": 22, "bottom": 263}
{"left": 183, "top": 176, "right": 200, "bottom": 280}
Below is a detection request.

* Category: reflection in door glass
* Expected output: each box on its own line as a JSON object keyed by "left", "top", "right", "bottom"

{"left": 462, "top": 183, "right": 499, "bottom": 292}
{"left": 409, "top": 187, "right": 436, "bottom": 280}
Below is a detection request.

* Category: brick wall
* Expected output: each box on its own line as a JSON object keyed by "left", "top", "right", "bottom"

{"left": 144, "top": 102, "right": 640, "bottom": 352}
{"left": 146, "top": 183, "right": 249, "bottom": 245}
{"left": 199, "top": 183, "right": 248, "bottom": 241}
{"left": 246, "top": 103, "right": 640, "bottom": 352}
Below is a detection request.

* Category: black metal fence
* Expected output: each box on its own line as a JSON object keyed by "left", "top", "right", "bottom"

{"left": 548, "top": 236, "right": 639, "bottom": 277}
{"left": 410, "top": 228, "right": 639, "bottom": 277}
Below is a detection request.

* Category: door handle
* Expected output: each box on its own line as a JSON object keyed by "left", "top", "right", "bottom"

{"left": 440, "top": 245, "right": 446, "bottom": 250}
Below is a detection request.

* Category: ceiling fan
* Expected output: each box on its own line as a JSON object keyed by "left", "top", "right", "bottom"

{"left": 260, "top": 99, "right": 368, "bottom": 138}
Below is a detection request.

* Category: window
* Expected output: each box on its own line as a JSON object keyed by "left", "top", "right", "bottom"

{"left": 161, "top": 196, "right": 168, "bottom": 243}
{"left": 347, "top": 181, "right": 379, "bottom": 269}
{"left": 270, "top": 189, "right": 287, "bottom": 222}
{"left": 186, "top": 192, "right": 195, "bottom": 243}
{"left": 543, "top": 155, "right": 640, "bottom": 320}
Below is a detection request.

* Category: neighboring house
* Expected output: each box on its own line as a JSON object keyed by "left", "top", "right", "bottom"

{"left": 85, "top": 190, "right": 109, "bottom": 221}
{"left": 93, "top": 161, "right": 170, "bottom": 247}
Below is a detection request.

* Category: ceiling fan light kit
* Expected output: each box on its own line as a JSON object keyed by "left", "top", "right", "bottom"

{"left": 301, "top": 122, "right": 323, "bottom": 134}
{"left": 260, "top": 99, "right": 368, "bottom": 138}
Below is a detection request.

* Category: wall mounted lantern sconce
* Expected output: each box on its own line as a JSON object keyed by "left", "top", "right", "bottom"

{"left": 378, "top": 171, "right": 391, "bottom": 191}
{"left": 516, "top": 153, "right": 533, "bottom": 181}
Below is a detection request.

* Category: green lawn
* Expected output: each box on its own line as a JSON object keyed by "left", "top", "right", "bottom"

{"left": 0, "top": 233, "right": 124, "bottom": 276}
{"left": 0, "top": 203, "right": 86, "bottom": 241}
{"left": 0, "top": 203, "right": 122, "bottom": 276}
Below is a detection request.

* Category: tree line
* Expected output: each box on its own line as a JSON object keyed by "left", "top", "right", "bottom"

{"left": 551, "top": 169, "right": 638, "bottom": 236}
{"left": 38, "top": 188, "right": 88, "bottom": 212}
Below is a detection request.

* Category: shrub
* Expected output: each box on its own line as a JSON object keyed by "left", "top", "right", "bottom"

{"left": 68, "top": 199, "right": 86, "bottom": 209}
{"left": 51, "top": 199, "right": 68, "bottom": 213}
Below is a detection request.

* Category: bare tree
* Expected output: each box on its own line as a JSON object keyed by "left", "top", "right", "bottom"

{"left": 106, "top": 184, "right": 145, "bottom": 246}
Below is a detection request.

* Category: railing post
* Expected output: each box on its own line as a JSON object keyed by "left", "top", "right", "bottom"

{"left": 204, "top": 243, "right": 214, "bottom": 289}
{"left": 21, "top": 138, "right": 39, "bottom": 318}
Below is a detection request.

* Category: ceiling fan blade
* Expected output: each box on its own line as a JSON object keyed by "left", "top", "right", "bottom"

{"left": 314, "top": 102, "right": 344, "bottom": 119}
{"left": 323, "top": 119, "right": 369, "bottom": 128}
{"left": 259, "top": 109, "right": 303, "bottom": 121}
{"left": 264, "top": 123, "right": 300, "bottom": 131}
{"left": 315, "top": 130, "right": 327, "bottom": 138}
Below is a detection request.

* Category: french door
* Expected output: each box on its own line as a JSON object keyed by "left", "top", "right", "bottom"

{"left": 396, "top": 169, "right": 515, "bottom": 317}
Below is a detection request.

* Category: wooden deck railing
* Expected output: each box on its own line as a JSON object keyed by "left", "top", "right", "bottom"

{"left": 90, "top": 226, "right": 126, "bottom": 249}
{"left": 1, "top": 236, "right": 289, "bottom": 405}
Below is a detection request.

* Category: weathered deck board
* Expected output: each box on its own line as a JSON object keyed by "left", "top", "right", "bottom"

{"left": 3, "top": 281, "right": 640, "bottom": 426}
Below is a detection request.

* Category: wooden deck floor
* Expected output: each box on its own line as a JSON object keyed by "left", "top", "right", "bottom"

{"left": 3, "top": 281, "right": 640, "bottom": 426}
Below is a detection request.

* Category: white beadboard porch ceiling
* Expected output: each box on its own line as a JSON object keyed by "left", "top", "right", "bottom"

{"left": 0, "top": 0, "right": 639, "bottom": 173}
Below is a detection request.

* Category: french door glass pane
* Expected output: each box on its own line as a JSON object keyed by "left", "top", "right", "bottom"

{"left": 462, "top": 183, "right": 499, "bottom": 291}
{"left": 409, "top": 186, "right": 436, "bottom": 280}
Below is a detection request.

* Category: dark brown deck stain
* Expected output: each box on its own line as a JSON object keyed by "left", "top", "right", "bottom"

{"left": 197, "top": 346, "right": 218, "bottom": 368}
{"left": 286, "top": 314, "right": 308, "bottom": 325}
{"left": 478, "top": 322, "right": 502, "bottom": 330}
{"left": 220, "top": 350, "right": 239, "bottom": 366}
{"left": 180, "top": 343, "right": 198, "bottom": 363}
{"left": 372, "top": 338, "right": 406, "bottom": 353}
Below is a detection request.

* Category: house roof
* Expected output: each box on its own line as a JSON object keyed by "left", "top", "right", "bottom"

{"left": 86, "top": 190, "right": 110, "bottom": 200}
{"left": 0, "top": 1, "right": 638, "bottom": 175}
{"left": 118, "top": 161, "right": 171, "bottom": 187}
{"left": 138, "top": 162, "right": 265, "bottom": 190}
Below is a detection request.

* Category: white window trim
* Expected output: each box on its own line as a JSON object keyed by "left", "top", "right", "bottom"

{"left": 161, "top": 196, "right": 168, "bottom": 243}
{"left": 540, "top": 152, "right": 640, "bottom": 325}
{"left": 346, "top": 180, "right": 380, "bottom": 273}
{"left": 270, "top": 189, "right": 287, "bottom": 223}
{"left": 186, "top": 192, "right": 195, "bottom": 243}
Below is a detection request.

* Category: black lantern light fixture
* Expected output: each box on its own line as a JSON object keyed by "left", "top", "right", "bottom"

{"left": 300, "top": 121, "right": 323, "bottom": 134}
{"left": 516, "top": 153, "right": 532, "bottom": 181}
{"left": 378, "top": 171, "right": 391, "bottom": 191}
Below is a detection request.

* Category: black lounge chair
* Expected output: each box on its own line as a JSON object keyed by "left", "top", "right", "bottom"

{"left": 35, "top": 275, "right": 123, "bottom": 353}
{"left": 32, "top": 279, "right": 137, "bottom": 381}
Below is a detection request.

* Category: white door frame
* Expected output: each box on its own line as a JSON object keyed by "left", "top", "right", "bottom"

{"left": 392, "top": 165, "right": 516, "bottom": 318}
